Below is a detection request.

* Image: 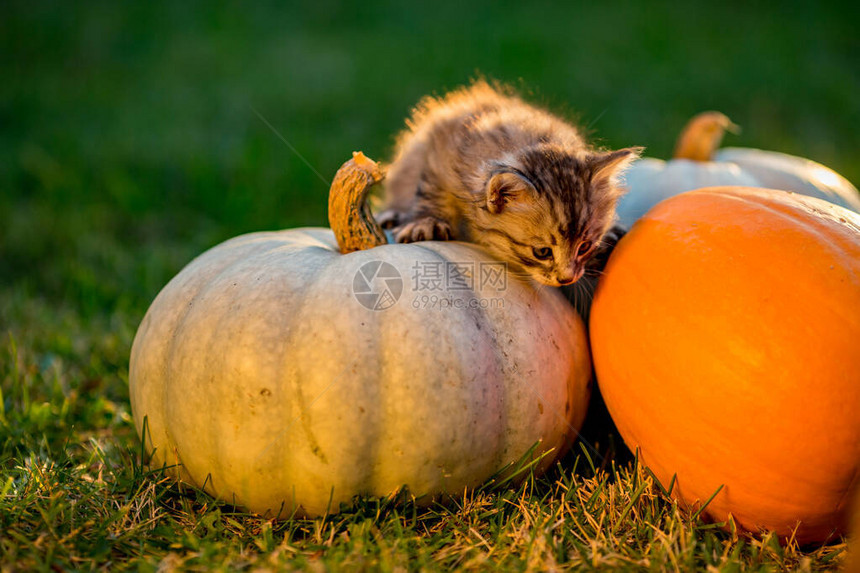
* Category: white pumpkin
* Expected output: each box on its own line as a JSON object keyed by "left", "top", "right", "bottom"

{"left": 617, "top": 111, "right": 860, "bottom": 228}
{"left": 129, "top": 153, "right": 592, "bottom": 517}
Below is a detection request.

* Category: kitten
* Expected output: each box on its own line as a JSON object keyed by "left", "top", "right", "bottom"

{"left": 378, "top": 81, "right": 641, "bottom": 287}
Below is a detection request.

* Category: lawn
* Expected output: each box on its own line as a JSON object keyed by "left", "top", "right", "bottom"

{"left": 1, "top": 1, "right": 857, "bottom": 570}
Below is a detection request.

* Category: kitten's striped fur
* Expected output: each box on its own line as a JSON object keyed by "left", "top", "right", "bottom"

{"left": 379, "top": 81, "right": 641, "bottom": 286}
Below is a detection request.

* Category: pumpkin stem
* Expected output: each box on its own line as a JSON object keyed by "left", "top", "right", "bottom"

{"left": 329, "top": 151, "right": 388, "bottom": 253}
{"left": 673, "top": 111, "right": 740, "bottom": 161}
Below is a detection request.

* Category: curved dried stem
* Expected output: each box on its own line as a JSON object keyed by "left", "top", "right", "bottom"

{"left": 328, "top": 152, "right": 387, "bottom": 254}
{"left": 673, "top": 111, "right": 740, "bottom": 162}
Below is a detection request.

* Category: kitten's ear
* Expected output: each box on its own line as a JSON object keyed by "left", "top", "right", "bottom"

{"left": 589, "top": 147, "right": 644, "bottom": 185}
{"left": 486, "top": 171, "right": 536, "bottom": 214}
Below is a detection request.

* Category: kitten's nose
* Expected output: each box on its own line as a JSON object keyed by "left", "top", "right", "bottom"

{"left": 557, "top": 267, "right": 584, "bottom": 285}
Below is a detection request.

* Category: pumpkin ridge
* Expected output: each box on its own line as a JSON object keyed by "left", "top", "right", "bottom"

{"left": 276, "top": 247, "right": 358, "bottom": 502}
{"left": 648, "top": 187, "right": 860, "bottom": 267}
{"left": 158, "top": 247, "right": 282, "bottom": 489}
{"left": 716, "top": 147, "right": 860, "bottom": 212}
{"left": 177, "top": 236, "right": 344, "bottom": 509}
{"left": 682, "top": 187, "right": 860, "bottom": 266}
{"left": 387, "top": 243, "right": 507, "bottom": 494}
{"left": 701, "top": 184, "right": 860, "bottom": 228}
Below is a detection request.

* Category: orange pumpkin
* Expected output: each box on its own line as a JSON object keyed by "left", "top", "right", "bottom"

{"left": 590, "top": 186, "right": 860, "bottom": 544}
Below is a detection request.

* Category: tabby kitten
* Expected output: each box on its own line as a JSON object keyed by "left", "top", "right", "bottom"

{"left": 378, "top": 81, "right": 641, "bottom": 287}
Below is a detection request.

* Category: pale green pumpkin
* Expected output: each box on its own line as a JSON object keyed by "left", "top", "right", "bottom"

{"left": 617, "top": 112, "right": 860, "bottom": 228}
{"left": 129, "top": 153, "right": 592, "bottom": 517}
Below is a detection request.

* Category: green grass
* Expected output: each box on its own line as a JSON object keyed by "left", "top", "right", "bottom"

{"left": 0, "top": 308, "right": 847, "bottom": 571}
{"left": 1, "top": 1, "right": 856, "bottom": 570}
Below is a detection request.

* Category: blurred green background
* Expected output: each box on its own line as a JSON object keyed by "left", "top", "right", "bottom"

{"left": 2, "top": 0, "right": 858, "bottom": 318}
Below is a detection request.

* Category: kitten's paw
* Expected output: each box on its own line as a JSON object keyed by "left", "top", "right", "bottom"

{"left": 395, "top": 217, "right": 453, "bottom": 242}
{"left": 375, "top": 209, "right": 401, "bottom": 229}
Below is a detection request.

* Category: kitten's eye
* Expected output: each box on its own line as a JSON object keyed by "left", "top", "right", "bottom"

{"left": 532, "top": 246, "right": 553, "bottom": 260}
{"left": 576, "top": 240, "right": 594, "bottom": 257}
